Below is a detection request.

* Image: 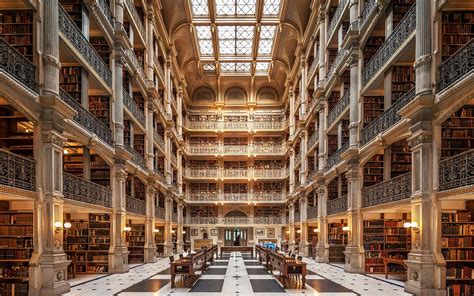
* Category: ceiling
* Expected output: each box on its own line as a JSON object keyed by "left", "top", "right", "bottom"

{"left": 160, "top": 0, "right": 312, "bottom": 102}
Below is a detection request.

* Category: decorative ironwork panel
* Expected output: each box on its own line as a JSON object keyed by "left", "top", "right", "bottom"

{"left": 327, "top": 0, "right": 349, "bottom": 40}
{"left": 127, "top": 49, "right": 146, "bottom": 81}
{"left": 123, "top": 88, "right": 146, "bottom": 127}
{"left": 126, "top": 196, "right": 146, "bottom": 215}
{"left": 63, "top": 172, "right": 112, "bottom": 207}
{"left": 439, "top": 149, "right": 474, "bottom": 191}
{"left": 58, "top": 4, "right": 112, "bottom": 87}
{"left": 124, "top": 0, "right": 146, "bottom": 40}
{"left": 0, "top": 150, "right": 36, "bottom": 191}
{"left": 327, "top": 196, "right": 347, "bottom": 215}
{"left": 60, "top": 89, "right": 113, "bottom": 146}
{"left": 155, "top": 207, "right": 165, "bottom": 220}
{"left": 0, "top": 38, "right": 36, "bottom": 91}
{"left": 94, "top": 0, "right": 113, "bottom": 28}
{"left": 153, "top": 129, "right": 165, "bottom": 150}
{"left": 188, "top": 193, "right": 219, "bottom": 201}
{"left": 360, "top": 88, "right": 415, "bottom": 146}
{"left": 327, "top": 49, "right": 349, "bottom": 82}
{"left": 438, "top": 38, "right": 474, "bottom": 91}
{"left": 126, "top": 145, "right": 147, "bottom": 170}
{"left": 360, "top": 0, "right": 386, "bottom": 30}
{"left": 362, "top": 4, "right": 415, "bottom": 86}
{"left": 308, "top": 131, "right": 319, "bottom": 149}
{"left": 327, "top": 141, "right": 349, "bottom": 169}
{"left": 223, "top": 193, "right": 248, "bottom": 201}
{"left": 362, "top": 173, "right": 411, "bottom": 207}
{"left": 327, "top": 91, "right": 350, "bottom": 127}
{"left": 172, "top": 213, "right": 177, "bottom": 222}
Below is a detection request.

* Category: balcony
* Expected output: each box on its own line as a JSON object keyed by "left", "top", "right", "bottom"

{"left": 0, "top": 38, "right": 36, "bottom": 92}
{"left": 126, "top": 50, "right": 146, "bottom": 86}
{"left": 185, "top": 144, "right": 286, "bottom": 155}
{"left": 123, "top": 89, "right": 146, "bottom": 127}
{"left": 170, "top": 152, "right": 177, "bottom": 164}
{"left": 153, "top": 129, "right": 165, "bottom": 151}
{"left": 438, "top": 39, "right": 474, "bottom": 92}
{"left": 362, "top": 4, "right": 415, "bottom": 87}
{"left": 153, "top": 168, "right": 165, "bottom": 181}
{"left": 123, "top": 0, "right": 146, "bottom": 43}
{"left": 327, "top": 142, "right": 349, "bottom": 170}
{"left": 326, "top": 49, "right": 349, "bottom": 85}
{"left": 360, "top": 88, "right": 415, "bottom": 146}
{"left": 187, "top": 193, "right": 219, "bottom": 202}
{"left": 223, "top": 145, "right": 248, "bottom": 154}
{"left": 359, "top": 0, "right": 389, "bottom": 35}
{"left": 86, "top": 0, "right": 114, "bottom": 39}
{"left": 252, "top": 145, "right": 286, "bottom": 155}
{"left": 184, "top": 169, "right": 218, "bottom": 179}
{"left": 126, "top": 145, "right": 146, "bottom": 171}
{"left": 184, "top": 120, "right": 287, "bottom": 131}
{"left": 186, "top": 217, "right": 219, "bottom": 224}
{"left": 253, "top": 193, "right": 285, "bottom": 201}
{"left": 362, "top": 173, "right": 411, "bottom": 207}
{"left": 223, "top": 193, "right": 249, "bottom": 202}
{"left": 327, "top": 0, "right": 349, "bottom": 43}
{"left": 126, "top": 196, "right": 146, "bottom": 215}
{"left": 0, "top": 150, "right": 35, "bottom": 192}
{"left": 154, "top": 55, "right": 165, "bottom": 80}
{"left": 327, "top": 196, "right": 347, "bottom": 215}
{"left": 308, "top": 131, "right": 319, "bottom": 150}
{"left": 185, "top": 217, "right": 282, "bottom": 224}
{"left": 58, "top": 4, "right": 112, "bottom": 88}
{"left": 253, "top": 169, "right": 286, "bottom": 179}
{"left": 308, "top": 206, "right": 317, "bottom": 220}
{"left": 186, "top": 145, "right": 220, "bottom": 155}
{"left": 327, "top": 91, "right": 350, "bottom": 128}
{"left": 60, "top": 89, "right": 113, "bottom": 146}
{"left": 307, "top": 56, "right": 319, "bottom": 84}
{"left": 63, "top": 172, "right": 112, "bottom": 207}
{"left": 223, "top": 169, "right": 249, "bottom": 179}
{"left": 439, "top": 149, "right": 474, "bottom": 192}
{"left": 155, "top": 207, "right": 165, "bottom": 220}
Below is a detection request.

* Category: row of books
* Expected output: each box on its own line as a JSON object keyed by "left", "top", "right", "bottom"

{"left": 442, "top": 212, "right": 473, "bottom": 223}
{"left": 442, "top": 249, "right": 474, "bottom": 261}
{"left": 442, "top": 224, "right": 474, "bottom": 235}
{"left": 442, "top": 237, "right": 474, "bottom": 248}
{"left": 0, "top": 226, "right": 32, "bottom": 236}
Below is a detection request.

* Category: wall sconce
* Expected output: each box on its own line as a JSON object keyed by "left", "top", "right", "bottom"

{"left": 171, "top": 230, "right": 176, "bottom": 234}
{"left": 404, "top": 221, "right": 419, "bottom": 232}
{"left": 182, "top": 230, "right": 186, "bottom": 234}
{"left": 313, "top": 228, "right": 319, "bottom": 233}
{"left": 153, "top": 229, "right": 160, "bottom": 233}
{"left": 286, "top": 230, "right": 290, "bottom": 234}
{"left": 55, "top": 221, "right": 71, "bottom": 233}
{"left": 123, "top": 226, "right": 132, "bottom": 232}
{"left": 296, "top": 230, "right": 301, "bottom": 234}
{"left": 342, "top": 226, "right": 350, "bottom": 232}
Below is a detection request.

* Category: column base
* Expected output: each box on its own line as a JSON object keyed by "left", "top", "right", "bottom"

{"left": 343, "top": 246, "right": 365, "bottom": 273}
{"left": 298, "top": 241, "right": 309, "bottom": 256}
{"left": 176, "top": 241, "right": 184, "bottom": 253}
{"left": 164, "top": 242, "right": 174, "bottom": 256}
{"left": 315, "top": 242, "right": 328, "bottom": 263}
{"left": 109, "top": 246, "right": 129, "bottom": 273}
{"left": 144, "top": 244, "right": 157, "bottom": 263}
{"left": 404, "top": 251, "right": 446, "bottom": 296}
{"left": 29, "top": 251, "right": 71, "bottom": 296}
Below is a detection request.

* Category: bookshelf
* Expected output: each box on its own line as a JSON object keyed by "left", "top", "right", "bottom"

{"left": 90, "top": 153, "right": 110, "bottom": 187}
{"left": 363, "top": 215, "right": 411, "bottom": 273}
{"left": 188, "top": 160, "right": 217, "bottom": 170}
{"left": 88, "top": 96, "right": 110, "bottom": 127}
{"left": 189, "top": 206, "right": 218, "bottom": 217}
{"left": 441, "top": 12, "right": 474, "bottom": 62}
{"left": 328, "top": 91, "right": 340, "bottom": 111}
{"left": 341, "top": 120, "right": 349, "bottom": 146}
{"left": 124, "top": 120, "right": 131, "bottom": 147}
{"left": 189, "top": 183, "right": 217, "bottom": 194}
{"left": 134, "top": 134, "right": 145, "bottom": 157}
{"left": 363, "top": 96, "right": 384, "bottom": 127}
{"left": 391, "top": 66, "right": 415, "bottom": 103}
{"left": 341, "top": 71, "right": 350, "bottom": 92}
{"left": 328, "top": 134, "right": 338, "bottom": 156}
{"left": 441, "top": 105, "right": 474, "bottom": 158}
{"left": 59, "top": 0, "right": 83, "bottom": 28}
{"left": 254, "top": 207, "right": 281, "bottom": 217}
{"left": 189, "top": 136, "right": 218, "bottom": 146}
{"left": 364, "top": 36, "right": 384, "bottom": 66}
{"left": 223, "top": 183, "right": 248, "bottom": 194}
{"left": 64, "top": 213, "right": 110, "bottom": 275}
{"left": 392, "top": 0, "right": 415, "bottom": 27}
{"left": 63, "top": 148, "right": 84, "bottom": 178}
{"left": 442, "top": 204, "right": 474, "bottom": 296}
{"left": 254, "top": 160, "right": 283, "bottom": 170}
{"left": 154, "top": 226, "right": 165, "bottom": 255}
{"left": 328, "top": 49, "right": 338, "bottom": 74}
{"left": 125, "top": 222, "right": 145, "bottom": 263}
{"left": 390, "top": 139, "right": 411, "bottom": 178}
{"left": 363, "top": 154, "right": 384, "bottom": 187}
{"left": 328, "top": 221, "right": 347, "bottom": 263}
{"left": 90, "top": 36, "right": 110, "bottom": 66}
{"left": 60, "top": 66, "right": 82, "bottom": 103}
{"left": 0, "top": 210, "right": 33, "bottom": 296}
{"left": 328, "top": 178, "right": 338, "bottom": 201}
{"left": 134, "top": 49, "right": 145, "bottom": 69}
{"left": 341, "top": 173, "right": 348, "bottom": 197}
{"left": 0, "top": 11, "right": 34, "bottom": 62}
{"left": 253, "top": 182, "right": 282, "bottom": 194}
{"left": 0, "top": 108, "right": 34, "bottom": 158}
{"left": 133, "top": 91, "right": 145, "bottom": 112}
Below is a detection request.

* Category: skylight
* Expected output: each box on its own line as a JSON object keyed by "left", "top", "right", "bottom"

{"left": 215, "top": 0, "right": 256, "bottom": 16}
{"left": 258, "top": 26, "right": 276, "bottom": 55}
{"left": 196, "top": 26, "right": 214, "bottom": 56}
{"left": 263, "top": 0, "right": 281, "bottom": 15}
{"left": 218, "top": 26, "right": 254, "bottom": 56}
{"left": 191, "top": 0, "right": 208, "bottom": 16}
{"left": 203, "top": 63, "right": 216, "bottom": 71}
{"left": 255, "top": 62, "right": 270, "bottom": 72}
{"left": 221, "top": 62, "right": 252, "bottom": 73}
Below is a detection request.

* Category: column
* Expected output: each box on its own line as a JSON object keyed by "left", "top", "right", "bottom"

{"left": 317, "top": 104, "right": 326, "bottom": 171}
{"left": 315, "top": 185, "right": 329, "bottom": 262}
{"left": 144, "top": 186, "right": 157, "bottom": 263}
{"left": 163, "top": 195, "right": 173, "bottom": 255}
{"left": 300, "top": 58, "right": 307, "bottom": 117}
{"left": 318, "top": 14, "right": 326, "bottom": 85}
{"left": 289, "top": 149, "right": 295, "bottom": 193}
{"left": 165, "top": 131, "right": 172, "bottom": 184}
{"left": 177, "top": 87, "right": 183, "bottom": 137}
{"left": 288, "top": 202, "right": 296, "bottom": 251}
{"left": 299, "top": 196, "right": 309, "bottom": 256}
{"left": 177, "top": 149, "right": 183, "bottom": 195}
{"left": 289, "top": 88, "right": 295, "bottom": 136}
{"left": 177, "top": 202, "right": 184, "bottom": 252}
{"left": 165, "top": 57, "right": 172, "bottom": 118}
{"left": 146, "top": 99, "right": 154, "bottom": 170}
{"left": 300, "top": 131, "right": 308, "bottom": 185}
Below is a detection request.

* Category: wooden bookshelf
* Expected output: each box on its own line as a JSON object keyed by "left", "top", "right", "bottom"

{"left": 60, "top": 66, "right": 82, "bottom": 103}
{"left": 254, "top": 207, "right": 281, "bottom": 217}
{"left": 0, "top": 210, "right": 33, "bottom": 296}
{"left": 363, "top": 96, "right": 384, "bottom": 127}
{"left": 391, "top": 66, "right": 415, "bottom": 103}
{"left": 441, "top": 12, "right": 474, "bottom": 62}
{"left": 59, "top": 0, "right": 83, "bottom": 28}
{"left": 0, "top": 10, "right": 33, "bottom": 62}
{"left": 125, "top": 223, "right": 145, "bottom": 264}
{"left": 341, "top": 71, "right": 350, "bottom": 92}
{"left": 63, "top": 149, "right": 84, "bottom": 178}
{"left": 391, "top": 139, "right": 411, "bottom": 178}
{"left": 253, "top": 181, "right": 282, "bottom": 194}
{"left": 392, "top": 0, "right": 415, "bottom": 27}
{"left": 124, "top": 120, "right": 131, "bottom": 147}
{"left": 89, "top": 96, "right": 110, "bottom": 127}
{"left": 133, "top": 92, "right": 145, "bottom": 112}
{"left": 328, "top": 221, "right": 347, "bottom": 263}
{"left": 328, "top": 134, "right": 338, "bottom": 156}
{"left": 189, "top": 206, "right": 218, "bottom": 217}
{"left": 188, "top": 160, "right": 217, "bottom": 170}
{"left": 341, "top": 120, "right": 349, "bottom": 146}
{"left": 364, "top": 36, "right": 384, "bottom": 66}
{"left": 223, "top": 183, "right": 248, "bottom": 194}
{"left": 328, "top": 91, "right": 340, "bottom": 111}
{"left": 363, "top": 154, "right": 384, "bottom": 187}
{"left": 154, "top": 226, "right": 165, "bottom": 255}
{"left": 90, "top": 153, "right": 110, "bottom": 187}
{"left": 189, "top": 136, "right": 218, "bottom": 146}
{"left": 442, "top": 203, "right": 474, "bottom": 296}
{"left": 442, "top": 105, "right": 474, "bottom": 158}
{"left": 189, "top": 183, "right": 217, "bottom": 194}
{"left": 341, "top": 173, "right": 348, "bottom": 197}
{"left": 134, "top": 134, "right": 145, "bottom": 157}
{"left": 0, "top": 107, "right": 33, "bottom": 158}
{"left": 90, "top": 36, "right": 109, "bottom": 66}
{"left": 327, "top": 178, "right": 338, "bottom": 201}
{"left": 254, "top": 160, "right": 282, "bottom": 170}
{"left": 64, "top": 213, "right": 110, "bottom": 275}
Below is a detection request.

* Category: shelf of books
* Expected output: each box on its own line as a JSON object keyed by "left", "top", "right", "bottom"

{"left": 0, "top": 106, "right": 34, "bottom": 158}
{"left": 363, "top": 214, "right": 411, "bottom": 274}
{"left": 0, "top": 10, "right": 34, "bottom": 62}
{"left": 392, "top": 0, "right": 415, "bottom": 28}
{"left": 60, "top": 66, "right": 82, "bottom": 103}
{"left": 125, "top": 222, "right": 145, "bottom": 263}
{"left": 441, "top": 11, "right": 474, "bottom": 62}
{"left": 363, "top": 96, "right": 384, "bottom": 127}
{"left": 0, "top": 209, "right": 33, "bottom": 296}
{"left": 391, "top": 66, "right": 415, "bottom": 103}
{"left": 154, "top": 226, "right": 165, "bottom": 256}
{"left": 363, "top": 154, "right": 384, "bottom": 187}
{"left": 442, "top": 202, "right": 474, "bottom": 296}
{"left": 390, "top": 139, "right": 411, "bottom": 178}
{"left": 328, "top": 221, "right": 347, "bottom": 263}
{"left": 64, "top": 213, "right": 110, "bottom": 275}
{"left": 441, "top": 105, "right": 474, "bottom": 159}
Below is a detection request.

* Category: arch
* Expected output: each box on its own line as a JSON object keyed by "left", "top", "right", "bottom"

{"left": 224, "top": 210, "right": 247, "bottom": 217}
{"left": 192, "top": 86, "right": 216, "bottom": 103}
{"left": 224, "top": 86, "right": 247, "bottom": 103}
{"left": 256, "top": 86, "right": 279, "bottom": 102}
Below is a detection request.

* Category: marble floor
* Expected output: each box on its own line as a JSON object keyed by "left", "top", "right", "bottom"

{"left": 62, "top": 253, "right": 413, "bottom": 296}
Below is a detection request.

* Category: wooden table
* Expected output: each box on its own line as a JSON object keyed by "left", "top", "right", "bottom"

{"left": 383, "top": 258, "right": 407, "bottom": 279}
{"left": 170, "top": 245, "right": 218, "bottom": 288}
{"left": 255, "top": 244, "right": 270, "bottom": 269}
{"left": 220, "top": 246, "right": 254, "bottom": 258}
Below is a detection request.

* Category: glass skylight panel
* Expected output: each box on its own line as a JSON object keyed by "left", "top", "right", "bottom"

{"left": 199, "top": 40, "right": 214, "bottom": 55}
{"left": 218, "top": 26, "right": 254, "bottom": 56}
{"left": 191, "top": 0, "right": 208, "bottom": 15}
{"left": 216, "top": 0, "right": 256, "bottom": 16}
{"left": 220, "top": 62, "right": 251, "bottom": 72}
{"left": 255, "top": 62, "right": 269, "bottom": 72}
{"left": 263, "top": 0, "right": 281, "bottom": 15}
{"left": 258, "top": 26, "right": 276, "bottom": 55}
{"left": 203, "top": 63, "right": 216, "bottom": 71}
{"left": 195, "top": 26, "right": 214, "bottom": 56}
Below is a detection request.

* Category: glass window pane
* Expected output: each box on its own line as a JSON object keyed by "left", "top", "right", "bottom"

{"left": 191, "top": 0, "right": 209, "bottom": 15}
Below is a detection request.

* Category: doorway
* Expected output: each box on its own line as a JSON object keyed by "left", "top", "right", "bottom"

{"left": 224, "top": 228, "right": 248, "bottom": 246}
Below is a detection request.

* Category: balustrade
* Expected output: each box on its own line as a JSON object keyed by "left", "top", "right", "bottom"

{"left": 253, "top": 169, "right": 285, "bottom": 179}
{"left": 327, "top": 0, "right": 349, "bottom": 41}
{"left": 154, "top": 55, "right": 165, "bottom": 78}
{"left": 63, "top": 172, "right": 112, "bottom": 207}
{"left": 438, "top": 39, "right": 474, "bottom": 91}
{"left": 253, "top": 193, "right": 284, "bottom": 201}
{"left": 223, "top": 169, "right": 248, "bottom": 178}
{"left": 126, "top": 196, "right": 146, "bottom": 215}
{"left": 308, "top": 131, "right": 319, "bottom": 149}
{"left": 307, "top": 207, "right": 317, "bottom": 220}
{"left": 153, "top": 129, "right": 165, "bottom": 150}
{"left": 327, "top": 91, "right": 350, "bottom": 127}
{"left": 123, "top": 88, "right": 146, "bottom": 127}
{"left": 0, "top": 37, "right": 36, "bottom": 91}
{"left": 360, "top": 0, "right": 386, "bottom": 31}
{"left": 0, "top": 150, "right": 36, "bottom": 192}
{"left": 184, "top": 216, "right": 282, "bottom": 224}
{"left": 185, "top": 120, "right": 287, "bottom": 131}
{"left": 155, "top": 207, "right": 165, "bottom": 220}
{"left": 90, "top": 0, "right": 113, "bottom": 29}
{"left": 223, "top": 193, "right": 249, "bottom": 201}
{"left": 126, "top": 145, "right": 147, "bottom": 170}
{"left": 187, "top": 193, "right": 219, "bottom": 201}
{"left": 326, "top": 142, "right": 349, "bottom": 170}
{"left": 123, "top": 0, "right": 146, "bottom": 41}
{"left": 327, "top": 196, "right": 348, "bottom": 215}
{"left": 439, "top": 149, "right": 474, "bottom": 191}
{"left": 184, "top": 169, "right": 218, "bottom": 178}
{"left": 170, "top": 152, "right": 177, "bottom": 164}
{"left": 362, "top": 173, "right": 411, "bottom": 207}
{"left": 327, "top": 49, "right": 349, "bottom": 83}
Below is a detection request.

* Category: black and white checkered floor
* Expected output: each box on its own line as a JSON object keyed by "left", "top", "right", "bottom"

{"left": 63, "top": 252, "right": 412, "bottom": 296}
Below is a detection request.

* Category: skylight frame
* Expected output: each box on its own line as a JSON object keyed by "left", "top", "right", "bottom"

{"left": 215, "top": 0, "right": 257, "bottom": 16}
{"left": 217, "top": 25, "right": 254, "bottom": 56}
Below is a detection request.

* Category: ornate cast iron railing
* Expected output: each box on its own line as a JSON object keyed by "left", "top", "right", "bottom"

{"left": 327, "top": 196, "right": 347, "bottom": 215}
{"left": 327, "top": 49, "right": 349, "bottom": 82}
{"left": 123, "top": 88, "right": 146, "bottom": 127}
{"left": 58, "top": 4, "right": 112, "bottom": 87}
{"left": 187, "top": 193, "right": 219, "bottom": 201}
{"left": 360, "top": 88, "right": 415, "bottom": 146}
{"left": 0, "top": 37, "right": 36, "bottom": 91}
{"left": 0, "top": 149, "right": 35, "bottom": 191}
{"left": 127, "top": 49, "right": 146, "bottom": 81}
{"left": 362, "top": 4, "right": 415, "bottom": 86}
{"left": 253, "top": 193, "right": 284, "bottom": 201}
{"left": 63, "top": 172, "right": 112, "bottom": 207}
{"left": 91, "top": 0, "right": 114, "bottom": 29}
{"left": 360, "top": 0, "right": 388, "bottom": 30}
{"left": 60, "top": 89, "right": 113, "bottom": 146}
{"left": 439, "top": 149, "right": 474, "bottom": 191}
{"left": 308, "top": 206, "right": 317, "bottom": 220}
{"left": 327, "top": 0, "right": 349, "bottom": 41}
{"left": 327, "top": 91, "right": 350, "bottom": 127}
{"left": 185, "top": 217, "right": 282, "bottom": 224}
{"left": 125, "top": 145, "right": 146, "bottom": 170}
{"left": 155, "top": 207, "right": 165, "bottom": 220}
{"left": 327, "top": 141, "right": 349, "bottom": 170}
{"left": 308, "top": 131, "right": 319, "bottom": 149}
{"left": 126, "top": 196, "right": 146, "bottom": 215}
{"left": 124, "top": 0, "right": 146, "bottom": 41}
{"left": 153, "top": 129, "right": 165, "bottom": 150}
{"left": 438, "top": 38, "right": 474, "bottom": 92}
{"left": 362, "top": 172, "right": 411, "bottom": 207}
{"left": 154, "top": 55, "right": 165, "bottom": 78}
{"left": 154, "top": 168, "right": 165, "bottom": 181}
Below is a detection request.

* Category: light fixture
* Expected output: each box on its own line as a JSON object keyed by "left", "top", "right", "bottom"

{"left": 171, "top": 230, "right": 176, "bottom": 234}
{"left": 404, "top": 221, "right": 419, "bottom": 232}
{"left": 296, "top": 230, "right": 301, "bottom": 234}
{"left": 182, "top": 230, "right": 186, "bottom": 234}
{"left": 313, "top": 228, "right": 319, "bottom": 233}
{"left": 342, "top": 226, "right": 350, "bottom": 231}
{"left": 54, "top": 221, "right": 63, "bottom": 233}
{"left": 153, "top": 229, "right": 160, "bottom": 233}
{"left": 63, "top": 148, "right": 69, "bottom": 154}
{"left": 63, "top": 222, "right": 72, "bottom": 229}
{"left": 123, "top": 226, "right": 132, "bottom": 232}
{"left": 286, "top": 230, "right": 290, "bottom": 234}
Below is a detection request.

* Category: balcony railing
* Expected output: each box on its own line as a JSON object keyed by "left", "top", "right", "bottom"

{"left": 124, "top": 0, "right": 146, "bottom": 41}
{"left": 153, "top": 129, "right": 165, "bottom": 150}
{"left": 186, "top": 144, "right": 285, "bottom": 155}
{"left": 327, "top": 0, "right": 349, "bottom": 41}
{"left": 123, "top": 89, "right": 146, "bottom": 127}
{"left": 360, "top": 88, "right": 415, "bottom": 146}
{"left": 223, "top": 193, "right": 249, "bottom": 201}
{"left": 58, "top": 4, "right": 112, "bottom": 87}
{"left": 327, "top": 142, "right": 349, "bottom": 170}
{"left": 126, "top": 145, "right": 146, "bottom": 170}
{"left": 308, "top": 57, "right": 319, "bottom": 84}
{"left": 186, "top": 145, "right": 221, "bottom": 154}
{"left": 63, "top": 172, "right": 112, "bottom": 207}
{"left": 327, "top": 49, "right": 349, "bottom": 82}
{"left": 127, "top": 49, "right": 146, "bottom": 82}
{"left": 0, "top": 37, "right": 36, "bottom": 91}
{"left": 438, "top": 38, "right": 474, "bottom": 92}
{"left": 253, "top": 193, "right": 285, "bottom": 201}
{"left": 90, "top": 0, "right": 114, "bottom": 29}
{"left": 223, "top": 145, "right": 248, "bottom": 154}
{"left": 439, "top": 149, "right": 474, "bottom": 192}
{"left": 362, "top": 4, "right": 416, "bottom": 86}
{"left": 154, "top": 168, "right": 165, "bottom": 180}
{"left": 360, "top": 0, "right": 386, "bottom": 30}
{"left": 0, "top": 149, "right": 35, "bottom": 192}
{"left": 155, "top": 207, "right": 165, "bottom": 220}
{"left": 186, "top": 217, "right": 219, "bottom": 224}
{"left": 185, "top": 120, "right": 287, "bottom": 131}
{"left": 185, "top": 216, "right": 283, "bottom": 225}
{"left": 126, "top": 196, "right": 146, "bottom": 215}
{"left": 327, "top": 91, "right": 350, "bottom": 127}
{"left": 60, "top": 89, "right": 113, "bottom": 146}
{"left": 308, "top": 206, "right": 317, "bottom": 220}
{"left": 308, "top": 131, "right": 319, "bottom": 149}
{"left": 223, "top": 169, "right": 248, "bottom": 178}
{"left": 253, "top": 169, "right": 286, "bottom": 179}
{"left": 187, "top": 193, "right": 219, "bottom": 201}
{"left": 362, "top": 173, "right": 411, "bottom": 207}
{"left": 154, "top": 55, "right": 165, "bottom": 78}
{"left": 308, "top": 168, "right": 318, "bottom": 180}
{"left": 184, "top": 169, "right": 218, "bottom": 178}
{"left": 170, "top": 152, "right": 177, "bottom": 164}
{"left": 327, "top": 196, "right": 348, "bottom": 215}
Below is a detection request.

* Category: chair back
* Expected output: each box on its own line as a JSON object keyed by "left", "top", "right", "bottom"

{"left": 169, "top": 255, "right": 175, "bottom": 263}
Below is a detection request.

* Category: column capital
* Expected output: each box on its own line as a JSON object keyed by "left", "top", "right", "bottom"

{"left": 42, "top": 130, "right": 67, "bottom": 147}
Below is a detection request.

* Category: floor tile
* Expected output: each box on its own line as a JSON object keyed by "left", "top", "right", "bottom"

{"left": 121, "top": 279, "right": 170, "bottom": 292}
{"left": 189, "top": 279, "right": 224, "bottom": 292}
{"left": 250, "top": 279, "right": 286, "bottom": 293}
